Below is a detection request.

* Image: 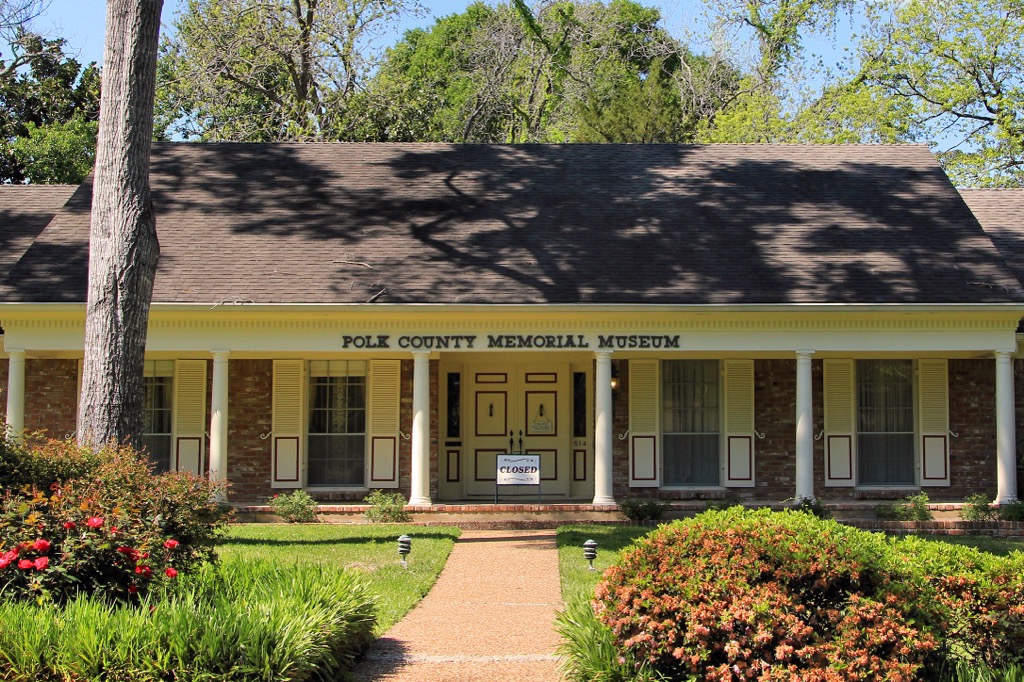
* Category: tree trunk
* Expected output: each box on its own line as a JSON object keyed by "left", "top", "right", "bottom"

{"left": 77, "top": 0, "right": 164, "bottom": 450}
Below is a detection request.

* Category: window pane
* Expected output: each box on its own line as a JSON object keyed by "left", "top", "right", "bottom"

{"left": 307, "top": 435, "right": 365, "bottom": 486}
{"left": 307, "top": 367, "right": 367, "bottom": 487}
{"left": 573, "top": 372, "right": 587, "bottom": 438}
{"left": 663, "top": 434, "right": 719, "bottom": 486}
{"left": 857, "top": 360, "right": 914, "bottom": 485}
{"left": 447, "top": 373, "right": 461, "bottom": 439}
{"left": 662, "top": 360, "right": 720, "bottom": 486}
{"left": 142, "top": 374, "right": 173, "bottom": 474}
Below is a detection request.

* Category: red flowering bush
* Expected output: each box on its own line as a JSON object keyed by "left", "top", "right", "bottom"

{"left": 593, "top": 508, "right": 942, "bottom": 680}
{"left": 0, "top": 438, "right": 231, "bottom": 603}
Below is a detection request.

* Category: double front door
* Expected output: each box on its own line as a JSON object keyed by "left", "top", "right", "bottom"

{"left": 462, "top": 361, "right": 571, "bottom": 498}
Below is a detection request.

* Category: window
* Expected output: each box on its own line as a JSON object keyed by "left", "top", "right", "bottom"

{"left": 662, "top": 360, "right": 720, "bottom": 486}
{"left": 143, "top": 360, "right": 174, "bottom": 474}
{"left": 857, "top": 360, "right": 915, "bottom": 486}
{"left": 308, "top": 360, "right": 366, "bottom": 486}
{"left": 446, "top": 372, "right": 461, "bottom": 439}
{"left": 572, "top": 371, "right": 587, "bottom": 438}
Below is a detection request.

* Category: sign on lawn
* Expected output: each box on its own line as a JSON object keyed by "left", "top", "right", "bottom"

{"left": 496, "top": 454, "right": 541, "bottom": 486}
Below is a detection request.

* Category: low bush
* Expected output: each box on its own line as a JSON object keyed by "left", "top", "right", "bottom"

{"left": 363, "top": 489, "right": 411, "bottom": 523}
{"left": 617, "top": 498, "right": 667, "bottom": 524}
{"left": 961, "top": 493, "right": 1000, "bottom": 522}
{"left": 999, "top": 498, "right": 1024, "bottom": 522}
{"left": 0, "top": 557, "right": 376, "bottom": 682}
{"left": 876, "top": 491, "right": 934, "bottom": 521}
{"left": 269, "top": 489, "right": 319, "bottom": 523}
{"left": 0, "top": 437, "right": 230, "bottom": 603}
{"left": 586, "top": 508, "right": 1024, "bottom": 681}
{"left": 789, "top": 495, "right": 831, "bottom": 519}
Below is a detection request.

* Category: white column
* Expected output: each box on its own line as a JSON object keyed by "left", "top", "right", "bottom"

{"left": 209, "top": 350, "right": 229, "bottom": 499}
{"left": 409, "top": 351, "right": 431, "bottom": 506}
{"left": 593, "top": 351, "right": 615, "bottom": 505}
{"left": 5, "top": 349, "right": 25, "bottom": 440}
{"left": 795, "top": 350, "right": 815, "bottom": 500}
{"left": 995, "top": 351, "right": 1017, "bottom": 504}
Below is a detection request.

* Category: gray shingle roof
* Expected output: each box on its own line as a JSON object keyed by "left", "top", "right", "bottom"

{"left": 0, "top": 184, "right": 77, "bottom": 285}
{"left": 2, "top": 143, "right": 1021, "bottom": 305}
{"left": 959, "top": 189, "right": 1024, "bottom": 293}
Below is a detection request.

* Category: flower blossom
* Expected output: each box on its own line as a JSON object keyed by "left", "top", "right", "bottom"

{"left": 32, "top": 538, "right": 51, "bottom": 553}
{"left": 164, "top": 539, "right": 179, "bottom": 550}
{"left": 33, "top": 556, "right": 48, "bottom": 570}
{"left": 85, "top": 517, "right": 104, "bottom": 528}
{"left": 165, "top": 567, "right": 178, "bottom": 578}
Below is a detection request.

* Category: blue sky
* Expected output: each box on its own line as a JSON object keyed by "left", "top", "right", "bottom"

{"left": 32, "top": 0, "right": 717, "bottom": 67}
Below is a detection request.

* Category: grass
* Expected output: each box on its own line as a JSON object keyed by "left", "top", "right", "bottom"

{"left": 219, "top": 523, "right": 460, "bottom": 633}
{"left": 557, "top": 524, "right": 650, "bottom": 603}
{"left": 917, "top": 534, "right": 1024, "bottom": 557}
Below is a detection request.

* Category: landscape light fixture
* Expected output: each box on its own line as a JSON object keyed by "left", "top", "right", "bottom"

{"left": 583, "top": 539, "right": 598, "bottom": 571}
{"left": 398, "top": 534, "right": 411, "bottom": 568}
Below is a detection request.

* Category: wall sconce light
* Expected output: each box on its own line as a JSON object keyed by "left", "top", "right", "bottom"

{"left": 610, "top": 363, "right": 619, "bottom": 391}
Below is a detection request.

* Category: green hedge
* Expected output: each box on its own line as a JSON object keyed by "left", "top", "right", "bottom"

{"left": 0, "top": 557, "right": 375, "bottom": 681}
{"left": 558, "top": 508, "right": 1024, "bottom": 681}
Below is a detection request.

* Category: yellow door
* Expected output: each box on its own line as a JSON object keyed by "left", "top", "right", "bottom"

{"left": 464, "top": 359, "right": 571, "bottom": 499}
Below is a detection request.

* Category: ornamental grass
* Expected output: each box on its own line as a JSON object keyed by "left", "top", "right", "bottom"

{"left": 0, "top": 557, "right": 375, "bottom": 682}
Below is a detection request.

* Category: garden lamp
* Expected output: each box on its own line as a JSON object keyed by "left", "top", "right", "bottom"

{"left": 583, "top": 539, "right": 598, "bottom": 571}
{"left": 398, "top": 534, "right": 411, "bottom": 568}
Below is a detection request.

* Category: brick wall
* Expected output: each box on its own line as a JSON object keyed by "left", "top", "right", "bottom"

{"left": 226, "top": 359, "right": 273, "bottom": 503}
{"left": 946, "top": 359, "right": 998, "bottom": 501}
{"left": 24, "top": 359, "right": 78, "bottom": 438}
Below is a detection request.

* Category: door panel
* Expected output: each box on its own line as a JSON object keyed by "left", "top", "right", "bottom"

{"left": 464, "top": 361, "right": 571, "bottom": 498}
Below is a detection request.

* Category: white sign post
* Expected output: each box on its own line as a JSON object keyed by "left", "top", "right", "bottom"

{"left": 495, "top": 454, "right": 541, "bottom": 503}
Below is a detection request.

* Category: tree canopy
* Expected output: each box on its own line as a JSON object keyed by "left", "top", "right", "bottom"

{"left": 0, "top": 1, "right": 100, "bottom": 184}
{"left": 156, "top": 0, "right": 422, "bottom": 141}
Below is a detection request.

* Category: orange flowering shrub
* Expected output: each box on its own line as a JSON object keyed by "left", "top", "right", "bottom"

{"left": 593, "top": 508, "right": 940, "bottom": 680}
{"left": 0, "top": 438, "right": 231, "bottom": 603}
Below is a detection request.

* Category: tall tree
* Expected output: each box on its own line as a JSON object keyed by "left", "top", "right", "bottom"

{"left": 860, "top": 0, "right": 1024, "bottom": 186}
{"left": 350, "top": 0, "right": 733, "bottom": 143}
{"left": 0, "top": 33, "right": 100, "bottom": 183}
{"left": 156, "top": 0, "right": 421, "bottom": 141}
{"left": 697, "top": 0, "right": 912, "bottom": 145}
{"left": 77, "top": 0, "right": 163, "bottom": 449}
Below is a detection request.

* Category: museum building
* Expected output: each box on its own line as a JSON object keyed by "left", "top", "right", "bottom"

{"left": 1, "top": 143, "right": 1023, "bottom": 506}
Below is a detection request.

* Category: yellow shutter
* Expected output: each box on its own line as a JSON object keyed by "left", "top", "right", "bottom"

{"left": 368, "top": 360, "right": 401, "bottom": 488}
{"left": 629, "top": 359, "right": 659, "bottom": 487}
{"left": 724, "top": 360, "right": 755, "bottom": 487}
{"left": 173, "top": 360, "right": 206, "bottom": 475}
{"left": 823, "top": 359, "right": 855, "bottom": 487}
{"left": 271, "top": 360, "right": 303, "bottom": 488}
{"left": 919, "top": 359, "right": 950, "bottom": 487}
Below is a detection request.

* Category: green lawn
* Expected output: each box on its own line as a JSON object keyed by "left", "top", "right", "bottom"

{"left": 219, "top": 523, "right": 460, "bottom": 633}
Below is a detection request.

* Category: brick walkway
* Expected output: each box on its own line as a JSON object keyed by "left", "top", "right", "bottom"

{"left": 351, "top": 529, "right": 564, "bottom": 682}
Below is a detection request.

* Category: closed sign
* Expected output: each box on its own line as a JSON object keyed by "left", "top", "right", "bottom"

{"left": 496, "top": 454, "right": 541, "bottom": 485}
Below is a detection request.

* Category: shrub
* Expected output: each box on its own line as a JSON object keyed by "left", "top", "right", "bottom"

{"left": 999, "top": 498, "right": 1024, "bottom": 522}
{"left": 0, "top": 438, "right": 230, "bottom": 603}
{"left": 789, "top": 495, "right": 831, "bottom": 519}
{"left": 876, "top": 491, "right": 934, "bottom": 521}
{"left": 593, "top": 508, "right": 941, "bottom": 680}
{"left": 269, "top": 489, "right": 319, "bottom": 523}
{"left": 617, "top": 498, "right": 666, "bottom": 524}
{"left": 363, "top": 489, "right": 411, "bottom": 523}
{"left": 960, "top": 493, "right": 1000, "bottom": 522}
{"left": 890, "top": 536, "right": 1024, "bottom": 669}
{"left": 583, "top": 509, "right": 1024, "bottom": 681}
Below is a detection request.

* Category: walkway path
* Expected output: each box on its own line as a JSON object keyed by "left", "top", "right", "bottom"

{"left": 352, "top": 529, "right": 564, "bottom": 681}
